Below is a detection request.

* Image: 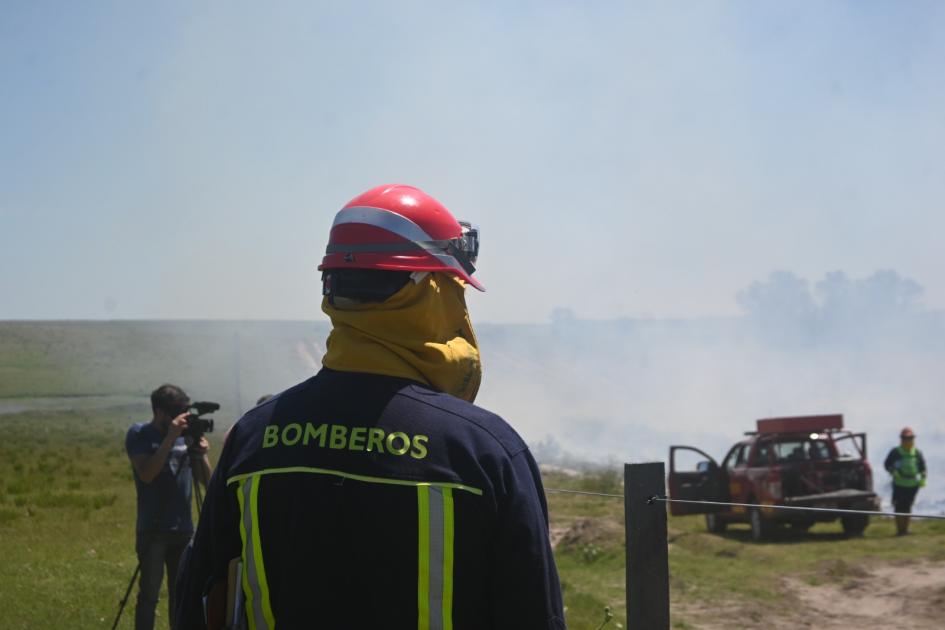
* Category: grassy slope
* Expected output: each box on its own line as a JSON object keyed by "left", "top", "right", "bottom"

{"left": 0, "top": 321, "right": 324, "bottom": 405}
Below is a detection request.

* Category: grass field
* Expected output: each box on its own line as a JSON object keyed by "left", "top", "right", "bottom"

{"left": 2, "top": 321, "right": 945, "bottom": 629}
{"left": 0, "top": 406, "right": 148, "bottom": 628}
{"left": 544, "top": 469, "right": 945, "bottom": 628}
{"left": 2, "top": 405, "right": 944, "bottom": 629}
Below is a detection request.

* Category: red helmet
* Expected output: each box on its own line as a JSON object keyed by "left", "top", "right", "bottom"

{"left": 900, "top": 427, "right": 916, "bottom": 439}
{"left": 319, "top": 184, "right": 483, "bottom": 291}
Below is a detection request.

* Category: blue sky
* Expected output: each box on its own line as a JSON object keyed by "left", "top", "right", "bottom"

{"left": 2, "top": 1, "right": 943, "bottom": 322}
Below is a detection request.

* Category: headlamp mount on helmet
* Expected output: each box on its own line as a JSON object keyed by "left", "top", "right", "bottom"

{"left": 452, "top": 221, "right": 479, "bottom": 274}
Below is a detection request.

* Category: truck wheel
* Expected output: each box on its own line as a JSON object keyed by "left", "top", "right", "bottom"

{"left": 841, "top": 514, "right": 869, "bottom": 537}
{"left": 706, "top": 513, "right": 727, "bottom": 533}
{"left": 749, "top": 506, "right": 772, "bottom": 542}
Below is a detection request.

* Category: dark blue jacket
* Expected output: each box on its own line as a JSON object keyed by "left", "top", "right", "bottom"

{"left": 175, "top": 368, "right": 565, "bottom": 629}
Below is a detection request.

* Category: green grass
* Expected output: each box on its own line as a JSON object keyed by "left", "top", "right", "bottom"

{"left": 543, "top": 469, "right": 945, "bottom": 629}
{"left": 2, "top": 410, "right": 944, "bottom": 629}
{"left": 0, "top": 408, "right": 152, "bottom": 629}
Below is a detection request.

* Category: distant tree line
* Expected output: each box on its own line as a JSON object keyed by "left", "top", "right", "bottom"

{"left": 736, "top": 270, "right": 944, "bottom": 349}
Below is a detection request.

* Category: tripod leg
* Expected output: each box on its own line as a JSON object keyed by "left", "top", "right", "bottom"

{"left": 111, "top": 563, "right": 140, "bottom": 630}
{"left": 193, "top": 474, "right": 204, "bottom": 518}
{"left": 190, "top": 452, "right": 206, "bottom": 518}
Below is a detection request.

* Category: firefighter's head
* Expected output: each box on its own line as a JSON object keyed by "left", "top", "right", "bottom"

{"left": 319, "top": 184, "right": 482, "bottom": 305}
{"left": 317, "top": 185, "right": 483, "bottom": 402}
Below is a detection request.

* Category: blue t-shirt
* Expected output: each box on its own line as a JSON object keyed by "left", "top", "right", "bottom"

{"left": 125, "top": 422, "right": 194, "bottom": 534}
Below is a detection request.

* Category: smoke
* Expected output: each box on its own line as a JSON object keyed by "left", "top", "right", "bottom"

{"left": 4, "top": 268, "right": 941, "bottom": 511}
{"left": 473, "top": 269, "right": 945, "bottom": 512}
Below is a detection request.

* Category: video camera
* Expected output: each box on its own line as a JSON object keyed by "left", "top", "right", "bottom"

{"left": 183, "top": 401, "right": 219, "bottom": 439}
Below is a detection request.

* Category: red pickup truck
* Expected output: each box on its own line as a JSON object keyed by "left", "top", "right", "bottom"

{"left": 668, "top": 414, "right": 880, "bottom": 540}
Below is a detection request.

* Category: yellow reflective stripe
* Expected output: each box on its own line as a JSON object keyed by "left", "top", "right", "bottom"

{"left": 249, "top": 476, "right": 276, "bottom": 630}
{"left": 242, "top": 478, "right": 264, "bottom": 630}
{"left": 226, "top": 466, "right": 482, "bottom": 496}
{"left": 427, "top": 488, "right": 444, "bottom": 630}
{"left": 233, "top": 466, "right": 464, "bottom": 630}
{"left": 237, "top": 475, "right": 274, "bottom": 630}
{"left": 441, "top": 487, "right": 454, "bottom": 630}
{"left": 237, "top": 480, "right": 254, "bottom": 629}
{"left": 417, "top": 486, "right": 454, "bottom": 630}
{"left": 417, "top": 486, "right": 431, "bottom": 630}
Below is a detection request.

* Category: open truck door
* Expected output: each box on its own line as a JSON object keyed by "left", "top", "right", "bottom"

{"left": 668, "top": 446, "right": 727, "bottom": 516}
{"left": 832, "top": 432, "right": 867, "bottom": 460}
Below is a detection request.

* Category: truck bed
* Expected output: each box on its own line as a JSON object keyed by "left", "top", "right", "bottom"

{"left": 782, "top": 488, "right": 878, "bottom": 508}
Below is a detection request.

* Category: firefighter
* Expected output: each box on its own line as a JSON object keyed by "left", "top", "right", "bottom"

{"left": 174, "top": 184, "right": 565, "bottom": 629}
{"left": 884, "top": 427, "right": 927, "bottom": 536}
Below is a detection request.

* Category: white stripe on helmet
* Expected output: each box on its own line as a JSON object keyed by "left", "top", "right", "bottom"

{"left": 332, "top": 206, "right": 435, "bottom": 243}
{"left": 329, "top": 204, "right": 481, "bottom": 288}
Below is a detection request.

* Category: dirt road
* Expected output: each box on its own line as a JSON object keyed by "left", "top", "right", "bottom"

{"left": 676, "top": 559, "right": 945, "bottom": 629}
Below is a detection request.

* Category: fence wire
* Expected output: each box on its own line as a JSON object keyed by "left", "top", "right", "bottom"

{"left": 545, "top": 488, "right": 624, "bottom": 499}
{"left": 649, "top": 496, "right": 945, "bottom": 520}
{"left": 545, "top": 487, "right": 945, "bottom": 520}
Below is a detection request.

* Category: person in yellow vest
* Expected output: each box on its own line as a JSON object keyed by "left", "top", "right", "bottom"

{"left": 884, "top": 427, "right": 927, "bottom": 536}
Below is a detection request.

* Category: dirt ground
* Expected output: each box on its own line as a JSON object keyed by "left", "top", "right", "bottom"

{"left": 551, "top": 518, "right": 945, "bottom": 629}
{"left": 551, "top": 518, "right": 623, "bottom": 550}
{"left": 551, "top": 514, "right": 945, "bottom": 628}
{"left": 675, "top": 559, "right": 945, "bottom": 629}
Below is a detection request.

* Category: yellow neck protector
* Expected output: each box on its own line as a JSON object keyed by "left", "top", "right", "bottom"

{"left": 321, "top": 273, "right": 482, "bottom": 402}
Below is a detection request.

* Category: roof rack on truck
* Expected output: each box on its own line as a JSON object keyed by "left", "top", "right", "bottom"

{"left": 756, "top": 414, "right": 843, "bottom": 434}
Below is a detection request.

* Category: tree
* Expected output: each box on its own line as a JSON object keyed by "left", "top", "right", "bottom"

{"left": 813, "top": 269, "right": 925, "bottom": 343}
{"left": 736, "top": 271, "right": 817, "bottom": 344}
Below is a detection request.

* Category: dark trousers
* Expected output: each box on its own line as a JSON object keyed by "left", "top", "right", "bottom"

{"left": 135, "top": 531, "right": 192, "bottom": 630}
{"left": 892, "top": 484, "right": 919, "bottom": 514}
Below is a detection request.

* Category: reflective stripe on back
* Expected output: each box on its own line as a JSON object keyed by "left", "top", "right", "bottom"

{"left": 238, "top": 475, "right": 275, "bottom": 630}
{"left": 227, "top": 466, "right": 482, "bottom": 496}
{"left": 417, "top": 486, "right": 455, "bottom": 630}
{"left": 229, "top": 467, "right": 472, "bottom": 628}
{"left": 441, "top": 488, "right": 455, "bottom": 629}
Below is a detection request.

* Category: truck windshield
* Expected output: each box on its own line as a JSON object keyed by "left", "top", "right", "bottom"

{"left": 773, "top": 439, "right": 831, "bottom": 462}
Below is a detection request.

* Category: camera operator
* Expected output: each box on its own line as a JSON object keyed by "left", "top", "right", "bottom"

{"left": 126, "top": 384, "right": 212, "bottom": 630}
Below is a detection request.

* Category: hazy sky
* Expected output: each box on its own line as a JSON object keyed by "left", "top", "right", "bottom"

{"left": 2, "top": 1, "right": 943, "bottom": 322}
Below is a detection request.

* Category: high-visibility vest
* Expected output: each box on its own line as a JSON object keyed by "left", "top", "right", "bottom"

{"left": 894, "top": 446, "right": 922, "bottom": 488}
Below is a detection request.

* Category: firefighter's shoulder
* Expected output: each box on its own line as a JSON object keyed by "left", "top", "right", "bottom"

{"left": 396, "top": 382, "right": 528, "bottom": 458}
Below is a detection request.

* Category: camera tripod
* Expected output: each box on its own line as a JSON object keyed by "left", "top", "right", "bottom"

{"left": 111, "top": 446, "right": 208, "bottom": 630}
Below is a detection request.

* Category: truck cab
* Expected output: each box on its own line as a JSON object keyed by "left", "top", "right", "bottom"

{"left": 669, "top": 414, "right": 879, "bottom": 540}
